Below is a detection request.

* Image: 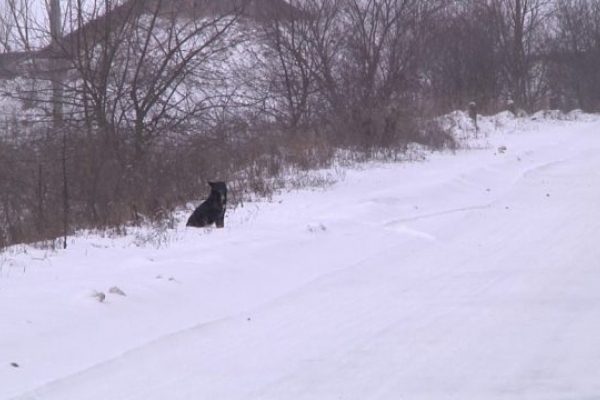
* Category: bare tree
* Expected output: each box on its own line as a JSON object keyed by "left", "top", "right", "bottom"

{"left": 60, "top": 0, "right": 244, "bottom": 155}
{"left": 47, "top": 0, "right": 71, "bottom": 248}
{"left": 0, "top": 0, "right": 36, "bottom": 51}
{"left": 485, "top": 0, "right": 553, "bottom": 109}
{"left": 424, "top": 2, "right": 502, "bottom": 112}
{"left": 259, "top": 0, "right": 316, "bottom": 132}
{"left": 330, "top": 0, "right": 444, "bottom": 148}
{"left": 551, "top": 0, "right": 600, "bottom": 111}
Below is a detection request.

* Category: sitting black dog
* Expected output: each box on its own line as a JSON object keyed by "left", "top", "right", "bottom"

{"left": 186, "top": 181, "right": 227, "bottom": 228}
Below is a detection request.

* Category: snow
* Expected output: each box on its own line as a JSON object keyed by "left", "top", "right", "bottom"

{"left": 2, "top": 112, "right": 600, "bottom": 399}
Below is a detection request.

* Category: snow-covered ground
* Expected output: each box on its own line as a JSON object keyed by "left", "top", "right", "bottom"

{"left": 2, "top": 112, "right": 600, "bottom": 399}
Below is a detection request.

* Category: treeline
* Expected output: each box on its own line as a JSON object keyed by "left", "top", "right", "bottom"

{"left": 1, "top": 0, "right": 599, "bottom": 248}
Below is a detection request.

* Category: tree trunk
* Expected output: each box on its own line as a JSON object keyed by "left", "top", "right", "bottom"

{"left": 50, "top": 0, "right": 69, "bottom": 249}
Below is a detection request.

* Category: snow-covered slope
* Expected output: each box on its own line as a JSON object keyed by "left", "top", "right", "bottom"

{"left": 2, "top": 113, "right": 600, "bottom": 399}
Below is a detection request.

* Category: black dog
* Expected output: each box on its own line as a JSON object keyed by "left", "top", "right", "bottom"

{"left": 186, "top": 181, "right": 227, "bottom": 228}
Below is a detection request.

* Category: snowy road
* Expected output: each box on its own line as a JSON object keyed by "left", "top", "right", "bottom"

{"left": 2, "top": 114, "right": 600, "bottom": 399}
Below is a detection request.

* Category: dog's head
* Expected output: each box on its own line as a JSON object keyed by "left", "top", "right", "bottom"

{"left": 208, "top": 181, "right": 227, "bottom": 204}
